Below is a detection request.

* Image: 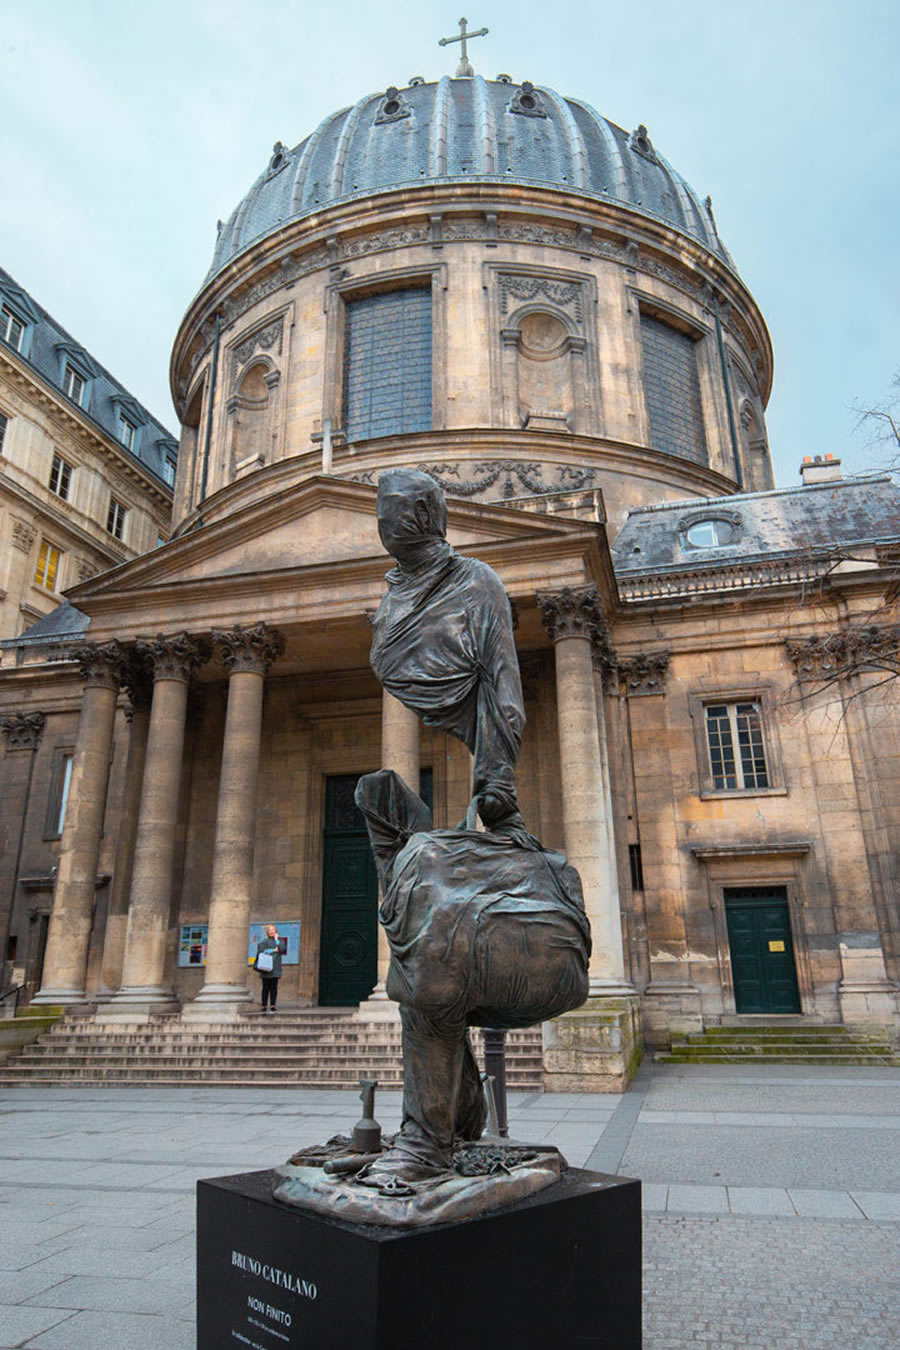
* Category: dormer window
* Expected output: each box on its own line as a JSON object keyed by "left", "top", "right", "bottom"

{"left": 679, "top": 509, "right": 742, "bottom": 551}
{"left": 1, "top": 304, "right": 24, "bottom": 351}
{"left": 163, "top": 456, "right": 176, "bottom": 487}
{"left": 63, "top": 363, "right": 86, "bottom": 406}
{"left": 685, "top": 519, "right": 732, "bottom": 549}
{"left": 119, "top": 414, "right": 136, "bottom": 451}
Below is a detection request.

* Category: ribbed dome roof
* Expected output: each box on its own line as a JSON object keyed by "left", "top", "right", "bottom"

{"left": 208, "top": 77, "right": 730, "bottom": 279}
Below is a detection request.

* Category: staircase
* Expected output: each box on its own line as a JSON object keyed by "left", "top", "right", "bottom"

{"left": 0, "top": 1008, "right": 545, "bottom": 1089}
{"left": 656, "top": 1024, "right": 900, "bottom": 1066}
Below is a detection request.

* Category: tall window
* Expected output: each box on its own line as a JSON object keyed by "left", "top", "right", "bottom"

{"left": 0, "top": 412, "right": 7, "bottom": 453}
{"left": 640, "top": 312, "right": 707, "bottom": 464}
{"left": 44, "top": 749, "right": 75, "bottom": 839}
{"left": 705, "top": 702, "right": 769, "bottom": 791}
{"left": 1, "top": 305, "right": 24, "bottom": 351}
{"left": 107, "top": 497, "right": 127, "bottom": 540}
{"left": 119, "top": 414, "right": 136, "bottom": 450}
{"left": 34, "top": 541, "right": 62, "bottom": 591}
{"left": 342, "top": 288, "right": 432, "bottom": 442}
{"left": 63, "top": 363, "right": 86, "bottom": 406}
{"left": 49, "top": 452, "right": 73, "bottom": 500}
{"left": 163, "top": 456, "right": 176, "bottom": 486}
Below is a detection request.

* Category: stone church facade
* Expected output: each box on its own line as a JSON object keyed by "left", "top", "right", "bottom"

{"left": 1, "top": 75, "right": 897, "bottom": 1084}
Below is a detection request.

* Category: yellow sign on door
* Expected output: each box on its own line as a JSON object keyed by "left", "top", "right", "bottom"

{"left": 768, "top": 940, "right": 785, "bottom": 952}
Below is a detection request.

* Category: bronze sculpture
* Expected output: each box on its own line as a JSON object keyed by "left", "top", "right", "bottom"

{"left": 354, "top": 469, "right": 591, "bottom": 1185}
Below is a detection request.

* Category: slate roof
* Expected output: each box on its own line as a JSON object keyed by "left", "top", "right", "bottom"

{"left": 0, "top": 601, "right": 89, "bottom": 651}
{"left": 0, "top": 266, "right": 177, "bottom": 484}
{"left": 612, "top": 475, "right": 900, "bottom": 581}
{"left": 208, "top": 77, "right": 730, "bottom": 280}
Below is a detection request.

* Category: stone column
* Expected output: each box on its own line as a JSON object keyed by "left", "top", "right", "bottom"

{"left": 538, "top": 588, "right": 639, "bottom": 1093}
{"left": 187, "top": 623, "right": 284, "bottom": 1018}
{"left": 33, "top": 643, "right": 126, "bottom": 1004}
{"left": 539, "top": 587, "right": 629, "bottom": 993}
{"left": 361, "top": 690, "right": 420, "bottom": 1016}
{"left": 97, "top": 658, "right": 153, "bottom": 998}
{"left": 106, "top": 634, "right": 206, "bottom": 1016}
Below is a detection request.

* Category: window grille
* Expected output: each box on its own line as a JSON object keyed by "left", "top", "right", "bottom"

{"left": 342, "top": 288, "right": 432, "bottom": 442}
{"left": 640, "top": 313, "right": 707, "bottom": 464}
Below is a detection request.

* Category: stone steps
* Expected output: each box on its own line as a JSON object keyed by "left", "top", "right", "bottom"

{"left": 0, "top": 1010, "right": 545, "bottom": 1089}
{"left": 656, "top": 1024, "right": 900, "bottom": 1066}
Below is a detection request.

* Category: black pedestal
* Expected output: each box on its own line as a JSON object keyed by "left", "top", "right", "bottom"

{"left": 197, "top": 1168, "right": 641, "bottom": 1350}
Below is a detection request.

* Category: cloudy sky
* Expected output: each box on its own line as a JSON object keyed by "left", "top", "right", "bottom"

{"left": 1, "top": 0, "right": 896, "bottom": 486}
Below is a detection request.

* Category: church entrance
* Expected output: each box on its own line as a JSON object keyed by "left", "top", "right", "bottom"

{"left": 318, "top": 775, "right": 379, "bottom": 1007}
{"left": 725, "top": 887, "right": 801, "bottom": 1014}
{"left": 318, "top": 769, "right": 435, "bottom": 1007}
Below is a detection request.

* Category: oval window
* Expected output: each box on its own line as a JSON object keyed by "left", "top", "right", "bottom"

{"left": 685, "top": 519, "right": 732, "bottom": 548}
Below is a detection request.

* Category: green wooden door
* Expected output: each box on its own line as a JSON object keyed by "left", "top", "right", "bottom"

{"left": 725, "top": 887, "right": 801, "bottom": 1014}
{"left": 318, "top": 776, "right": 379, "bottom": 1007}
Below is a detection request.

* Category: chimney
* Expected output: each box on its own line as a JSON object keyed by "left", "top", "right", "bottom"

{"left": 800, "top": 453, "right": 842, "bottom": 485}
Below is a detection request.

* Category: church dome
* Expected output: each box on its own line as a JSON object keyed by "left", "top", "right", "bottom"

{"left": 208, "top": 76, "right": 731, "bottom": 279}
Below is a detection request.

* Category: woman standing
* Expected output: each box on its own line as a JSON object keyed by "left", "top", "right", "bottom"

{"left": 254, "top": 924, "right": 287, "bottom": 1013}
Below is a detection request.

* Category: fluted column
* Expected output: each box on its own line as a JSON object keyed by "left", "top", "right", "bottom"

{"left": 97, "top": 658, "right": 153, "bottom": 997}
{"left": 33, "top": 643, "right": 127, "bottom": 1004}
{"left": 110, "top": 633, "right": 206, "bottom": 1011}
{"left": 188, "top": 623, "right": 284, "bottom": 1016}
{"left": 538, "top": 586, "right": 631, "bottom": 994}
{"left": 364, "top": 691, "right": 420, "bottom": 1010}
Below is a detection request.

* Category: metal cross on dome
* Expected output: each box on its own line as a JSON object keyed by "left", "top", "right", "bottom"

{"left": 439, "top": 16, "right": 488, "bottom": 77}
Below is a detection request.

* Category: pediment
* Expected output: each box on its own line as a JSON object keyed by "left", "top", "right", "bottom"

{"left": 67, "top": 475, "right": 594, "bottom": 603}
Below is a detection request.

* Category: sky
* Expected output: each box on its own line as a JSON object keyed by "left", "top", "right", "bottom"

{"left": 1, "top": 0, "right": 897, "bottom": 487}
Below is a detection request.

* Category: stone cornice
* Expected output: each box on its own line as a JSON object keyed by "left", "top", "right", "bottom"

{"left": 692, "top": 842, "right": 811, "bottom": 861}
{"left": 172, "top": 183, "right": 772, "bottom": 414}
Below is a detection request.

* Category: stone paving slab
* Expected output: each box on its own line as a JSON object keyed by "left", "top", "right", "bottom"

{"left": 0, "top": 1071, "right": 897, "bottom": 1348}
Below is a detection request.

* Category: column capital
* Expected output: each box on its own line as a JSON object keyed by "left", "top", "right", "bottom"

{"left": 0, "top": 711, "right": 46, "bottom": 750}
{"left": 537, "top": 585, "right": 607, "bottom": 644}
{"left": 121, "top": 650, "right": 154, "bottom": 714}
{"left": 137, "top": 632, "right": 209, "bottom": 683}
{"left": 616, "top": 650, "right": 671, "bottom": 696}
{"left": 213, "top": 622, "right": 286, "bottom": 676}
{"left": 69, "top": 640, "right": 129, "bottom": 690}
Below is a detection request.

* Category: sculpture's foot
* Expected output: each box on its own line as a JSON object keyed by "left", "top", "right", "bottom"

{"left": 355, "top": 1127, "right": 450, "bottom": 1189}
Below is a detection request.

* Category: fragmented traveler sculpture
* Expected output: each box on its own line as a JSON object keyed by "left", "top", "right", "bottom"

{"left": 275, "top": 469, "right": 591, "bottom": 1224}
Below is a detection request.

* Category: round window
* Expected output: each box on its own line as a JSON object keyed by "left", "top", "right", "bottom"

{"left": 685, "top": 519, "right": 733, "bottom": 548}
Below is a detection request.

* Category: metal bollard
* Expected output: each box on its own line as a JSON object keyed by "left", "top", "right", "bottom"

{"left": 481, "top": 1028, "right": 509, "bottom": 1137}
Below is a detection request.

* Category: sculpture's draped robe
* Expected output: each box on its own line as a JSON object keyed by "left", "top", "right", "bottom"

{"left": 370, "top": 544, "right": 523, "bottom": 814}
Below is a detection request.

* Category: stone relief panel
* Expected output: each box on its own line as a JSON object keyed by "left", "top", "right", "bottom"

{"left": 340, "top": 460, "right": 595, "bottom": 501}
{"left": 487, "top": 266, "right": 599, "bottom": 436}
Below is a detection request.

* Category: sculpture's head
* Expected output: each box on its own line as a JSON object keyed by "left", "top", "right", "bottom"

{"left": 376, "top": 469, "right": 448, "bottom": 566}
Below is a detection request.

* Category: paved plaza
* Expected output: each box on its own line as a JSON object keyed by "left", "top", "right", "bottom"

{"left": 0, "top": 1061, "right": 897, "bottom": 1348}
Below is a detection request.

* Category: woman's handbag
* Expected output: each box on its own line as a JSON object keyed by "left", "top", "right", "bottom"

{"left": 256, "top": 949, "right": 274, "bottom": 974}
